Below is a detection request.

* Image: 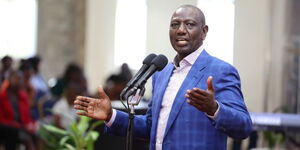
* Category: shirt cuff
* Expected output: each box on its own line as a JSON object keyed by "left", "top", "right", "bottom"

{"left": 206, "top": 101, "right": 219, "bottom": 120}
{"left": 105, "top": 109, "right": 116, "bottom": 127}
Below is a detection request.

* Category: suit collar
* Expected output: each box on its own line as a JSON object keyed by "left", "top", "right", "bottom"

{"left": 173, "top": 46, "right": 204, "bottom": 68}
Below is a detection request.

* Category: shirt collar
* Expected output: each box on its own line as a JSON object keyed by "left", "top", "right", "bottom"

{"left": 173, "top": 45, "right": 204, "bottom": 68}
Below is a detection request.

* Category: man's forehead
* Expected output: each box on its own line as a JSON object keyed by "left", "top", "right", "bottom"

{"left": 171, "top": 7, "right": 201, "bottom": 20}
{"left": 176, "top": 6, "right": 197, "bottom": 12}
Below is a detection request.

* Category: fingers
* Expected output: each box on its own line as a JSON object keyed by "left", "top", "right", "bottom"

{"left": 76, "top": 111, "right": 88, "bottom": 116}
{"left": 74, "top": 102, "right": 93, "bottom": 117}
{"left": 207, "top": 76, "right": 214, "bottom": 93}
{"left": 98, "top": 86, "right": 109, "bottom": 99}
{"left": 76, "top": 96, "right": 91, "bottom": 103}
{"left": 74, "top": 105, "right": 87, "bottom": 111}
{"left": 74, "top": 99, "right": 89, "bottom": 107}
{"left": 186, "top": 89, "right": 206, "bottom": 103}
{"left": 185, "top": 85, "right": 214, "bottom": 106}
{"left": 185, "top": 76, "right": 214, "bottom": 99}
{"left": 190, "top": 88, "right": 209, "bottom": 96}
{"left": 185, "top": 77, "right": 216, "bottom": 114}
{"left": 187, "top": 99, "right": 203, "bottom": 110}
{"left": 74, "top": 96, "right": 91, "bottom": 113}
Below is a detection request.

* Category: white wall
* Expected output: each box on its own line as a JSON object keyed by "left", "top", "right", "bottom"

{"left": 85, "top": 0, "right": 117, "bottom": 93}
{"left": 264, "top": 0, "right": 286, "bottom": 112}
{"left": 233, "top": 0, "right": 270, "bottom": 112}
{"left": 234, "top": 0, "right": 287, "bottom": 112}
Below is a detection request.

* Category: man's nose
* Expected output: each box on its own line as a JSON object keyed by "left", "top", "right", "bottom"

{"left": 177, "top": 24, "right": 187, "bottom": 34}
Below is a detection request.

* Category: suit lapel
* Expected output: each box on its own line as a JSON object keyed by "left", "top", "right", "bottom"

{"left": 163, "top": 50, "right": 211, "bottom": 138}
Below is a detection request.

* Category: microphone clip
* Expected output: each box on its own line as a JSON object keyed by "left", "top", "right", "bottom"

{"left": 127, "top": 86, "right": 145, "bottom": 106}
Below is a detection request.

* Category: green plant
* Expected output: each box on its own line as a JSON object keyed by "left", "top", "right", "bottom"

{"left": 39, "top": 116, "right": 103, "bottom": 150}
{"left": 262, "top": 106, "right": 288, "bottom": 148}
{"left": 263, "top": 131, "right": 285, "bottom": 148}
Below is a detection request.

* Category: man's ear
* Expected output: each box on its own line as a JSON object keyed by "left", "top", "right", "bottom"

{"left": 201, "top": 25, "right": 209, "bottom": 40}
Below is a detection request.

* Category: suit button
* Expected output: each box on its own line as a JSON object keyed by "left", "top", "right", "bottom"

{"left": 212, "top": 121, "right": 216, "bottom": 126}
{"left": 157, "top": 140, "right": 162, "bottom": 144}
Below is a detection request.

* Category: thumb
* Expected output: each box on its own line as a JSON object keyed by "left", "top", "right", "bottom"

{"left": 207, "top": 76, "right": 214, "bottom": 93}
{"left": 98, "top": 86, "right": 109, "bottom": 99}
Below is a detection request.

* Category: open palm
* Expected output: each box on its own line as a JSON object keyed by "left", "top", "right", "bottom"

{"left": 74, "top": 87, "right": 112, "bottom": 122}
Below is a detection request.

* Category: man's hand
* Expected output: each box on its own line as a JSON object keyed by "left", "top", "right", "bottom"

{"left": 185, "top": 76, "right": 218, "bottom": 116}
{"left": 74, "top": 86, "right": 113, "bottom": 122}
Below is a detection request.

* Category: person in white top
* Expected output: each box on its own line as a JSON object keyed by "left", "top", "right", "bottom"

{"left": 53, "top": 79, "right": 87, "bottom": 129}
{"left": 74, "top": 4, "right": 252, "bottom": 150}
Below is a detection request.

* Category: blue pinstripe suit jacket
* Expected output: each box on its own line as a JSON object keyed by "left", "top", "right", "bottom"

{"left": 106, "top": 50, "right": 252, "bottom": 150}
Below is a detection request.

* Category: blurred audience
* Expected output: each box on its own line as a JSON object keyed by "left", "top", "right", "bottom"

{"left": 0, "top": 71, "right": 36, "bottom": 150}
{"left": 28, "top": 56, "right": 49, "bottom": 96}
{"left": 27, "top": 56, "right": 53, "bottom": 121}
{"left": 0, "top": 55, "right": 13, "bottom": 82}
{"left": 51, "top": 63, "right": 84, "bottom": 99}
{"left": 0, "top": 54, "right": 134, "bottom": 149}
{"left": 52, "top": 76, "right": 88, "bottom": 129}
{"left": 104, "top": 63, "right": 132, "bottom": 100}
{"left": 19, "top": 59, "right": 36, "bottom": 108}
{"left": 119, "top": 63, "right": 133, "bottom": 82}
{"left": 0, "top": 56, "right": 13, "bottom": 92}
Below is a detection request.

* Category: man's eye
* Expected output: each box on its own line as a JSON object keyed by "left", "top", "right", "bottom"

{"left": 186, "top": 23, "right": 195, "bottom": 28}
{"left": 171, "top": 23, "right": 179, "bottom": 29}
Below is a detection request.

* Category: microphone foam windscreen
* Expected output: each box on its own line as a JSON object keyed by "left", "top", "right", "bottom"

{"left": 143, "top": 53, "right": 157, "bottom": 65}
{"left": 151, "top": 54, "right": 168, "bottom": 71}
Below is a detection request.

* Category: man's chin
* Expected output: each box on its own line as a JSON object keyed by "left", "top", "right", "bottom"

{"left": 175, "top": 47, "right": 191, "bottom": 54}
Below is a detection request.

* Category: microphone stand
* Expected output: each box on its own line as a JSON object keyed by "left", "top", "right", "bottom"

{"left": 125, "top": 87, "right": 145, "bottom": 150}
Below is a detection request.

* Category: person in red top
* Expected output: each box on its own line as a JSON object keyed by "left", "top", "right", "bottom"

{"left": 0, "top": 71, "right": 35, "bottom": 150}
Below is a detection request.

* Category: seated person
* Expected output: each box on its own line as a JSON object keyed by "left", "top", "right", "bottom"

{"left": 0, "top": 71, "right": 36, "bottom": 150}
{"left": 104, "top": 63, "right": 133, "bottom": 100}
{"left": 104, "top": 74, "right": 128, "bottom": 100}
{"left": 19, "top": 59, "right": 36, "bottom": 109}
{"left": 51, "top": 63, "right": 84, "bottom": 99}
{"left": 0, "top": 56, "right": 13, "bottom": 92}
{"left": 52, "top": 77, "right": 88, "bottom": 129}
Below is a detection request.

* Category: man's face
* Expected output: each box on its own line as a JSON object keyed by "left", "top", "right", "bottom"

{"left": 2, "top": 58, "right": 12, "bottom": 70}
{"left": 169, "top": 7, "right": 208, "bottom": 58}
{"left": 9, "top": 72, "right": 22, "bottom": 89}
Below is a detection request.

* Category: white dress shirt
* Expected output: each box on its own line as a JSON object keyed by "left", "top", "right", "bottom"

{"left": 106, "top": 46, "right": 219, "bottom": 150}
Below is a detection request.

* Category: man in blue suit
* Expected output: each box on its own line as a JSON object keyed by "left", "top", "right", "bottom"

{"left": 74, "top": 4, "right": 252, "bottom": 150}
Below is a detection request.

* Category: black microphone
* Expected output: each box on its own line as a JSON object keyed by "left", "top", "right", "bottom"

{"left": 120, "top": 53, "right": 157, "bottom": 100}
{"left": 124, "top": 54, "right": 168, "bottom": 99}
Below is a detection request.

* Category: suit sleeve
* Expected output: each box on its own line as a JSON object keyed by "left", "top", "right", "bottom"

{"left": 104, "top": 103, "right": 152, "bottom": 139}
{"left": 212, "top": 65, "right": 252, "bottom": 139}
{"left": 104, "top": 74, "right": 156, "bottom": 139}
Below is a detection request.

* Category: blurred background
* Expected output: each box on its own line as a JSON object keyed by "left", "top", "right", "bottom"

{"left": 0, "top": 0, "right": 299, "bottom": 149}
